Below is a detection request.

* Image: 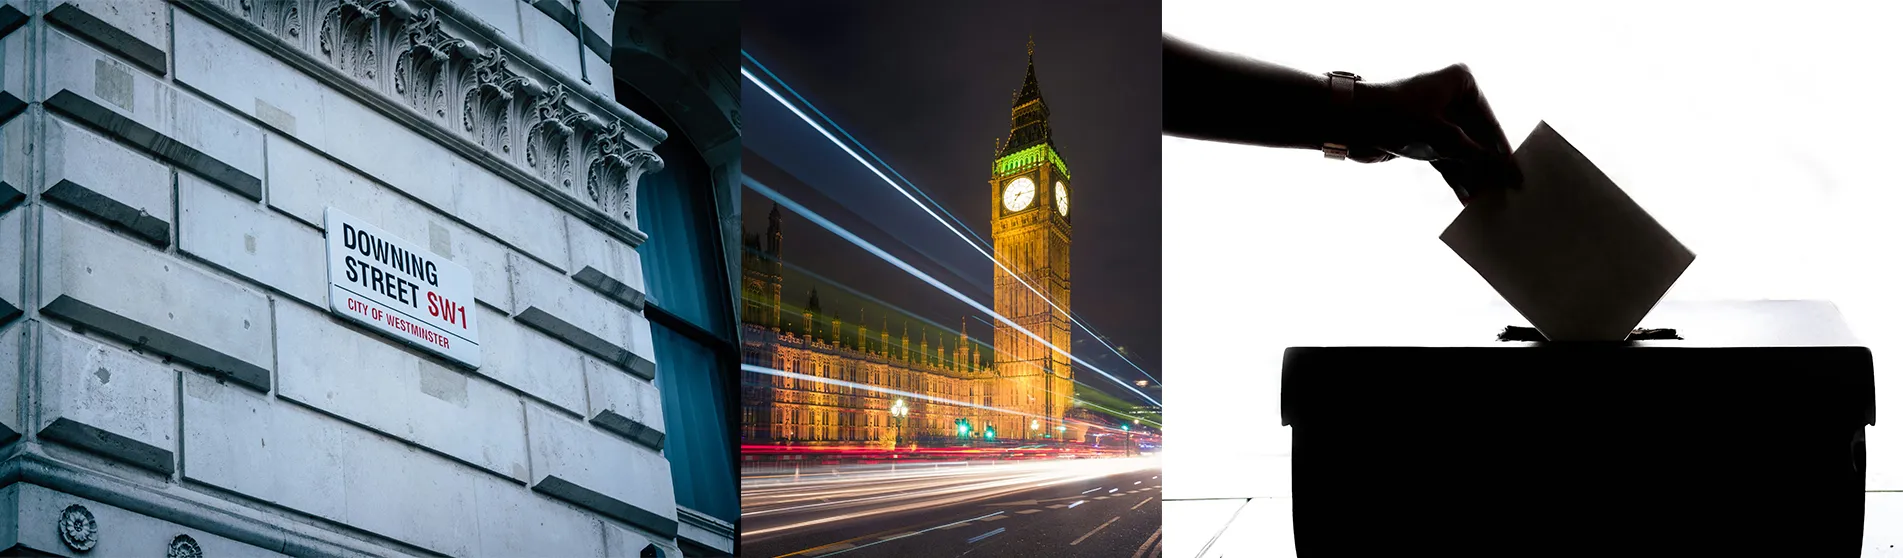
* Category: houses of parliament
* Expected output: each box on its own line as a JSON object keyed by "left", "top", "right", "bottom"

{"left": 740, "top": 42, "right": 1082, "bottom": 446}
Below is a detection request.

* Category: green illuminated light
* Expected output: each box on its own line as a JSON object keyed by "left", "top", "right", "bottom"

{"left": 993, "top": 144, "right": 1069, "bottom": 178}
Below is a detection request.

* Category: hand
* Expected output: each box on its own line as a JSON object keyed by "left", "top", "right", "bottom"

{"left": 1343, "top": 64, "right": 1523, "bottom": 205}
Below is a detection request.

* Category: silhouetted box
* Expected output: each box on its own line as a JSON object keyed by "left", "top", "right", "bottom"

{"left": 1281, "top": 301, "right": 1873, "bottom": 556}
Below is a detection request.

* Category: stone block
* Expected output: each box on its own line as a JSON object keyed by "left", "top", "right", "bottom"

{"left": 4, "top": 483, "right": 290, "bottom": 557}
{"left": 518, "top": 1, "right": 582, "bottom": 80}
{"left": 175, "top": 10, "right": 572, "bottom": 271}
{"left": 182, "top": 373, "right": 481, "bottom": 556}
{"left": 607, "top": 521, "right": 677, "bottom": 558}
{"left": 0, "top": 32, "right": 25, "bottom": 126}
{"left": 41, "top": 114, "right": 173, "bottom": 246}
{"left": 577, "top": 0, "right": 612, "bottom": 60}
{"left": 178, "top": 172, "right": 326, "bottom": 306}
{"left": 525, "top": 404, "right": 677, "bottom": 537}
{"left": 471, "top": 477, "right": 609, "bottom": 558}
{"left": 0, "top": 321, "right": 20, "bottom": 443}
{"left": 42, "top": 27, "right": 263, "bottom": 198}
{"left": 35, "top": 325, "right": 178, "bottom": 474}
{"left": 274, "top": 301, "right": 530, "bottom": 482}
{"left": 0, "top": 0, "right": 25, "bottom": 39}
{"left": 586, "top": 49, "right": 614, "bottom": 98}
{"left": 0, "top": 207, "right": 21, "bottom": 322}
{"left": 459, "top": 0, "right": 523, "bottom": 42}
{"left": 39, "top": 211, "right": 272, "bottom": 390}
{"left": 451, "top": 155, "right": 571, "bottom": 274}
{"left": 46, "top": 0, "right": 169, "bottom": 75}
{"left": 509, "top": 252, "right": 655, "bottom": 376}
{"left": 566, "top": 214, "right": 646, "bottom": 310}
{"left": 475, "top": 303, "right": 587, "bottom": 416}
{"left": 585, "top": 356, "right": 664, "bottom": 450}
{"left": 0, "top": 116, "right": 25, "bottom": 210}
{"left": 264, "top": 134, "right": 513, "bottom": 309}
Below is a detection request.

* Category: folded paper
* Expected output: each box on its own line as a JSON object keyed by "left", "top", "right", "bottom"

{"left": 1441, "top": 122, "right": 1695, "bottom": 342}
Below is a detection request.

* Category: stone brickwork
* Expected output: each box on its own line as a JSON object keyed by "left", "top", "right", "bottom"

{"left": 0, "top": 0, "right": 691, "bottom": 556}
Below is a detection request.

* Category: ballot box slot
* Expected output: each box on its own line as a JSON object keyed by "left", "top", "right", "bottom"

{"left": 1496, "top": 325, "right": 1682, "bottom": 342}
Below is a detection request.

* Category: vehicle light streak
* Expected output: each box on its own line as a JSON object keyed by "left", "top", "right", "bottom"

{"left": 742, "top": 56, "right": 1160, "bottom": 387}
{"left": 743, "top": 458, "right": 1158, "bottom": 540}
{"left": 743, "top": 177, "right": 1160, "bottom": 406}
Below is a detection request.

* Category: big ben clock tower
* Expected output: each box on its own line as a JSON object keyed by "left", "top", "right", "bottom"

{"left": 990, "top": 39, "right": 1073, "bottom": 441}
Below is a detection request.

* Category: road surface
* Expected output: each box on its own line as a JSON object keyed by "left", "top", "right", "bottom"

{"left": 742, "top": 456, "right": 1163, "bottom": 557}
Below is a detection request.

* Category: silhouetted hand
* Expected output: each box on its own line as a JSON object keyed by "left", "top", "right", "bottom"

{"left": 1344, "top": 64, "right": 1523, "bottom": 204}
{"left": 1162, "top": 35, "right": 1524, "bottom": 205}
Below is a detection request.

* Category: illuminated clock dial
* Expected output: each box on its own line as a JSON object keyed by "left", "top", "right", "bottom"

{"left": 1003, "top": 177, "right": 1035, "bottom": 212}
{"left": 1055, "top": 181, "right": 1069, "bottom": 217}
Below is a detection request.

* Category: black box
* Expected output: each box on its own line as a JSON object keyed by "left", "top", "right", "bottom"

{"left": 1281, "top": 301, "right": 1873, "bottom": 556}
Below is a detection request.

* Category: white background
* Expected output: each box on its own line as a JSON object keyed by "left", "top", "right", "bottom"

{"left": 1163, "top": 0, "right": 1903, "bottom": 501}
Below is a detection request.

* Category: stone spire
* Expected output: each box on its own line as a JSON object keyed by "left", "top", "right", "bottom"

{"left": 1002, "top": 34, "right": 1055, "bottom": 156}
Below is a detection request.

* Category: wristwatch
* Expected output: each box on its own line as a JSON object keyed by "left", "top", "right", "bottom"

{"left": 1322, "top": 71, "right": 1360, "bottom": 160}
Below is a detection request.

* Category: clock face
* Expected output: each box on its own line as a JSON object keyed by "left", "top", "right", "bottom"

{"left": 1055, "top": 181, "right": 1069, "bottom": 217}
{"left": 1003, "top": 177, "right": 1036, "bottom": 212}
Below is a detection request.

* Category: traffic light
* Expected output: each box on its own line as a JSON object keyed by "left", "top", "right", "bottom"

{"left": 1122, "top": 423, "right": 1131, "bottom": 431}
{"left": 984, "top": 425, "right": 996, "bottom": 440}
{"left": 956, "top": 418, "right": 970, "bottom": 438}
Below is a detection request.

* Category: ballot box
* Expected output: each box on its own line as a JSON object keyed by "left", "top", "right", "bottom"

{"left": 1280, "top": 301, "right": 1873, "bottom": 556}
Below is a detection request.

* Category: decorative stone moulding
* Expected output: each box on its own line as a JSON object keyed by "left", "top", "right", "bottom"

{"left": 169, "top": 534, "right": 205, "bottom": 558}
{"left": 183, "top": 0, "right": 666, "bottom": 239}
{"left": 59, "top": 504, "right": 99, "bottom": 552}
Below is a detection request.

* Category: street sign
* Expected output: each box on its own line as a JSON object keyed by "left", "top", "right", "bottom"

{"left": 324, "top": 207, "right": 481, "bottom": 368}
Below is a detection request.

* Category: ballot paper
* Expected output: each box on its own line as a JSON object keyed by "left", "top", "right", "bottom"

{"left": 1440, "top": 122, "right": 1695, "bottom": 342}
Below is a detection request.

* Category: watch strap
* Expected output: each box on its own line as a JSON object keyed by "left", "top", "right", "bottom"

{"left": 1322, "top": 71, "right": 1361, "bottom": 160}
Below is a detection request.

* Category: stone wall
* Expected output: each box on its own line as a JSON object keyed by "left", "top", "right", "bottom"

{"left": 1, "top": 0, "right": 688, "bottom": 555}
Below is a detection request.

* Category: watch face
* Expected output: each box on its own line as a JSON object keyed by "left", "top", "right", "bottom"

{"left": 1003, "top": 177, "right": 1035, "bottom": 212}
{"left": 1055, "top": 181, "right": 1069, "bottom": 217}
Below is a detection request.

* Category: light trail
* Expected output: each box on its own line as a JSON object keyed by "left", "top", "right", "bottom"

{"left": 741, "top": 50, "right": 992, "bottom": 253}
{"left": 741, "top": 57, "right": 1161, "bottom": 387}
{"left": 741, "top": 264, "right": 1161, "bottom": 427}
{"left": 745, "top": 176, "right": 1160, "bottom": 406}
{"left": 744, "top": 363, "right": 1143, "bottom": 428}
{"left": 742, "top": 457, "right": 1159, "bottom": 539}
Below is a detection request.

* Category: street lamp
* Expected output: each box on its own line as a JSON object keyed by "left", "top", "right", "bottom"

{"left": 891, "top": 398, "right": 909, "bottom": 448}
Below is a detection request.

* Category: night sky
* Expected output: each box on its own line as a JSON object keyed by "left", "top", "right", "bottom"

{"left": 739, "top": 1, "right": 1162, "bottom": 402}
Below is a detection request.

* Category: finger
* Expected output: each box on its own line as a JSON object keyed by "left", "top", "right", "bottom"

{"left": 1442, "top": 66, "right": 1514, "bottom": 156}
{"left": 1424, "top": 118, "right": 1489, "bottom": 162}
{"left": 1432, "top": 159, "right": 1476, "bottom": 203}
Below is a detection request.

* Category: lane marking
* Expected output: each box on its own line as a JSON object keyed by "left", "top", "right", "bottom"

{"left": 1070, "top": 516, "right": 1122, "bottom": 546}
{"left": 1131, "top": 496, "right": 1155, "bottom": 510}
{"left": 981, "top": 515, "right": 1009, "bottom": 522}
{"left": 1135, "top": 481, "right": 1142, "bottom": 485}
{"left": 798, "top": 542, "right": 854, "bottom": 556}
{"left": 1015, "top": 509, "right": 1041, "bottom": 515}
{"left": 1094, "top": 496, "right": 1109, "bottom": 500}
{"left": 967, "top": 527, "right": 1005, "bottom": 544}
{"left": 804, "top": 511, "right": 1005, "bottom": 558}
{"left": 1046, "top": 504, "right": 1069, "bottom": 509}
{"left": 1131, "top": 527, "right": 1162, "bottom": 558}
{"left": 1067, "top": 501, "right": 1085, "bottom": 509}
{"left": 1113, "top": 493, "right": 1128, "bottom": 497}
{"left": 1082, "top": 487, "right": 1102, "bottom": 495}
{"left": 1110, "top": 488, "right": 1119, "bottom": 493}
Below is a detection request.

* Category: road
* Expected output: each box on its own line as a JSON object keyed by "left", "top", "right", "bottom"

{"left": 741, "top": 456, "right": 1163, "bottom": 557}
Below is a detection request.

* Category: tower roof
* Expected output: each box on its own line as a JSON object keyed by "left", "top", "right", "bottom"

{"left": 1001, "top": 36, "right": 1056, "bottom": 156}
{"left": 1012, "top": 38, "right": 1042, "bottom": 108}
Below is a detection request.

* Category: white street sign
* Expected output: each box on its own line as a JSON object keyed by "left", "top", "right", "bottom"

{"left": 324, "top": 207, "right": 481, "bottom": 368}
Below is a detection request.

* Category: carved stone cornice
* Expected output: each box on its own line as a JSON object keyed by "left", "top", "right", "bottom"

{"left": 174, "top": 0, "right": 663, "bottom": 245}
